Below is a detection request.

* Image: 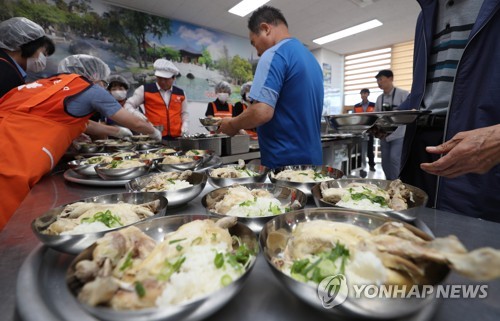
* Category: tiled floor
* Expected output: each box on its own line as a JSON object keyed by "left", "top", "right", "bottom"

{"left": 349, "top": 160, "right": 386, "bottom": 179}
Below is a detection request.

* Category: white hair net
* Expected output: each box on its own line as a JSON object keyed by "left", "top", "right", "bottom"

{"left": 240, "top": 81, "right": 252, "bottom": 96}
{"left": 215, "top": 81, "right": 231, "bottom": 94}
{"left": 0, "top": 17, "right": 45, "bottom": 51}
{"left": 107, "top": 74, "right": 130, "bottom": 89}
{"left": 58, "top": 54, "right": 111, "bottom": 82}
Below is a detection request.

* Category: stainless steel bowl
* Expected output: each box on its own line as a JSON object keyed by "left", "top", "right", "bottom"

{"left": 104, "top": 141, "right": 137, "bottom": 152}
{"left": 66, "top": 214, "right": 258, "bottom": 321}
{"left": 75, "top": 143, "right": 104, "bottom": 153}
{"left": 207, "top": 164, "right": 270, "bottom": 188}
{"left": 259, "top": 208, "right": 449, "bottom": 320}
{"left": 126, "top": 172, "right": 208, "bottom": 207}
{"left": 201, "top": 183, "right": 307, "bottom": 233}
{"left": 199, "top": 117, "right": 220, "bottom": 126}
{"left": 269, "top": 165, "right": 345, "bottom": 196}
{"left": 111, "top": 151, "right": 139, "bottom": 160}
{"left": 130, "top": 134, "right": 150, "bottom": 141}
{"left": 157, "top": 156, "right": 203, "bottom": 172}
{"left": 67, "top": 159, "right": 98, "bottom": 177}
{"left": 136, "top": 140, "right": 162, "bottom": 151}
{"left": 31, "top": 192, "right": 167, "bottom": 254}
{"left": 324, "top": 114, "right": 379, "bottom": 133}
{"left": 311, "top": 178, "right": 429, "bottom": 210}
{"left": 95, "top": 160, "right": 151, "bottom": 180}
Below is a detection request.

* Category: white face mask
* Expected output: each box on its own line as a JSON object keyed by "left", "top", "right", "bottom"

{"left": 26, "top": 53, "right": 47, "bottom": 73}
{"left": 111, "top": 89, "right": 127, "bottom": 101}
{"left": 217, "top": 93, "right": 229, "bottom": 103}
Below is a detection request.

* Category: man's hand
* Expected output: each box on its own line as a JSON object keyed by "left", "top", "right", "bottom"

{"left": 219, "top": 118, "right": 239, "bottom": 136}
{"left": 421, "top": 125, "right": 500, "bottom": 178}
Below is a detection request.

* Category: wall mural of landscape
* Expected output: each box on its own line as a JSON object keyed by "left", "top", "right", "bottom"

{"left": 1, "top": 0, "right": 257, "bottom": 102}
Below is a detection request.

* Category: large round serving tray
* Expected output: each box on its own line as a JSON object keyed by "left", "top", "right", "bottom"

{"left": 63, "top": 156, "right": 223, "bottom": 187}
{"left": 324, "top": 110, "right": 431, "bottom": 133}
{"left": 64, "top": 169, "right": 130, "bottom": 186}
{"left": 17, "top": 220, "right": 439, "bottom": 321}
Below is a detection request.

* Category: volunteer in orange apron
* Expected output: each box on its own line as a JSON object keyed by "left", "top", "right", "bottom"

{"left": 353, "top": 88, "right": 376, "bottom": 171}
{"left": 233, "top": 81, "right": 257, "bottom": 138}
{"left": 124, "top": 59, "right": 189, "bottom": 139}
{"left": 0, "top": 17, "right": 55, "bottom": 98}
{"left": 0, "top": 54, "right": 161, "bottom": 230}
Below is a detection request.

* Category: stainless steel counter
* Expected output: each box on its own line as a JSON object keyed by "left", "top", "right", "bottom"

{"left": 1, "top": 172, "right": 499, "bottom": 321}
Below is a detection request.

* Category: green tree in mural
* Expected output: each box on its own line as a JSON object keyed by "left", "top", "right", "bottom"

{"left": 119, "top": 10, "right": 172, "bottom": 69}
{"left": 230, "top": 55, "right": 253, "bottom": 84}
{"left": 198, "top": 47, "right": 213, "bottom": 69}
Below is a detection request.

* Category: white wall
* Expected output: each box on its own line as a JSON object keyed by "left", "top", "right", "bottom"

{"left": 311, "top": 48, "right": 344, "bottom": 115}
{"left": 184, "top": 47, "right": 345, "bottom": 135}
{"left": 186, "top": 101, "right": 209, "bottom": 135}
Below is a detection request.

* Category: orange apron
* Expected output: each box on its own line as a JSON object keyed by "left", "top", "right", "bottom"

{"left": 240, "top": 103, "right": 258, "bottom": 138}
{"left": 0, "top": 75, "right": 89, "bottom": 230}
{"left": 212, "top": 101, "right": 233, "bottom": 118}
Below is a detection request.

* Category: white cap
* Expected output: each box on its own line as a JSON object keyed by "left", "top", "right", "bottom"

{"left": 153, "top": 59, "right": 179, "bottom": 78}
{"left": 0, "top": 17, "right": 45, "bottom": 51}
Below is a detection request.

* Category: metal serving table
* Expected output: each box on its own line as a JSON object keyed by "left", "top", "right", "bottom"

{"left": 1, "top": 172, "right": 499, "bottom": 321}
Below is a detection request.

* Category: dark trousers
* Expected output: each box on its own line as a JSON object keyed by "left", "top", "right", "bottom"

{"left": 367, "top": 134, "right": 375, "bottom": 168}
{"left": 400, "top": 124, "right": 444, "bottom": 207}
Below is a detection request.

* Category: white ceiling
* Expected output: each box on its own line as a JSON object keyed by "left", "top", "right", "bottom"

{"left": 104, "top": 0, "right": 422, "bottom": 55}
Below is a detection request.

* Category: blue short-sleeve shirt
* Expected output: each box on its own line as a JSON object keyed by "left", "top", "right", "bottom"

{"left": 249, "top": 38, "right": 324, "bottom": 168}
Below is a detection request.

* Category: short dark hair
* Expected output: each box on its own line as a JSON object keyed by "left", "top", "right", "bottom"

{"left": 247, "top": 5, "right": 288, "bottom": 34}
{"left": 375, "top": 69, "right": 393, "bottom": 79}
{"left": 20, "top": 36, "right": 55, "bottom": 58}
{"left": 360, "top": 88, "right": 370, "bottom": 94}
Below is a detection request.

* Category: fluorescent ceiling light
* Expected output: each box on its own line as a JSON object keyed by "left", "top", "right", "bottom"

{"left": 228, "top": 0, "right": 270, "bottom": 17}
{"left": 313, "top": 19, "right": 383, "bottom": 45}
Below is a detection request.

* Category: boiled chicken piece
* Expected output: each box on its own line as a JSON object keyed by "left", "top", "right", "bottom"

{"left": 110, "top": 278, "right": 164, "bottom": 310}
{"left": 129, "top": 219, "right": 234, "bottom": 281}
{"left": 284, "top": 220, "right": 372, "bottom": 260}
{"left": 44, "top": 200, "right": 160, "bottom": 235}
{"left": 320, "top": 182, "right": 346, "bottom": 204}
{"left": 363, "top": 229, "right": 500, "bottom": 281}
{"left": 78, "top": 276, "right": 119, "bottom": 306}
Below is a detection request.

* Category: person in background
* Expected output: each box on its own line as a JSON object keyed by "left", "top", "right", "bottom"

{"left": 397, "top": 0, "right": 500, "bottom": 222}
{"left": 0, "top": 17, "right": 55, "bottom": 97}
{"left": 374, "top": 69, "right": 409, "bottom": 179}
{"left": 0, "top": 54, "right": 161, "bottom": 230}
{"left": 104, "top": 74, "right": 130, "bottom": 125}
{"left": 205, "top": 81, "right": 233, "bottom": 118}
{"left": 354, "top": 88, "right": 376, "bottom": 172}
{"left": 219, "top": 6, "right": 323, "bottom": 168}
{"left": 124, "top": 58, "right": 189, "bottom": 138}
{"left": 234, "top": 81, "right": 257, "bottom": 138}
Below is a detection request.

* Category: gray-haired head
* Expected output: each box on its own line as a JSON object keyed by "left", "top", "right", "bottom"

{"left": 240, "top": 81, "right": 252, "bottom": 98}
{"left": 58, "top": 54, "right": 111, "bottom": 82}
{"left": 0, "top": 17, "right": 45, "bottom": 51}
{"left": 107, "top": 74, "right": 130, "bottom": 90}
{"left": 215, "top": 81, "right": 232, "bottom": 94}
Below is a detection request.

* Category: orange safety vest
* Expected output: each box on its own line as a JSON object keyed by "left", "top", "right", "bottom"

{"left": 212, "top": 101, "right": 233, "bottom": 118}
{"left": 144, "top": 84, "right": 185, "bottom": 137}
{"left": 353, "top": 103, "right": 375, "bottom": 113}
{"left": 239, "top": 102, "right": 258, "bottom": 138}
{"left": 0, "top": 74, "right": 93, "bottom": 230}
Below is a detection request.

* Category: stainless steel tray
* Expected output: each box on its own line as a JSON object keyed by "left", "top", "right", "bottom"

{"left": 17, "top": 241, "right": 439, "bottom": 321}
{"left": 63, "top": 156, "right": 223, "bottom": 186}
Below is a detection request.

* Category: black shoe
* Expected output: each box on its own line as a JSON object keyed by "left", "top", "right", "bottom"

{"left": 360, "top": 170, "right": 367, "bottom": 178}
{"left": 369, "top": 166, "right": 376, "bottom": 172}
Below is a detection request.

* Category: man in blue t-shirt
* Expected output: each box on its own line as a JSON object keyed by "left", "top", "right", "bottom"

{"left": 219, "top": 5, "right": 324, "bottom": 169}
